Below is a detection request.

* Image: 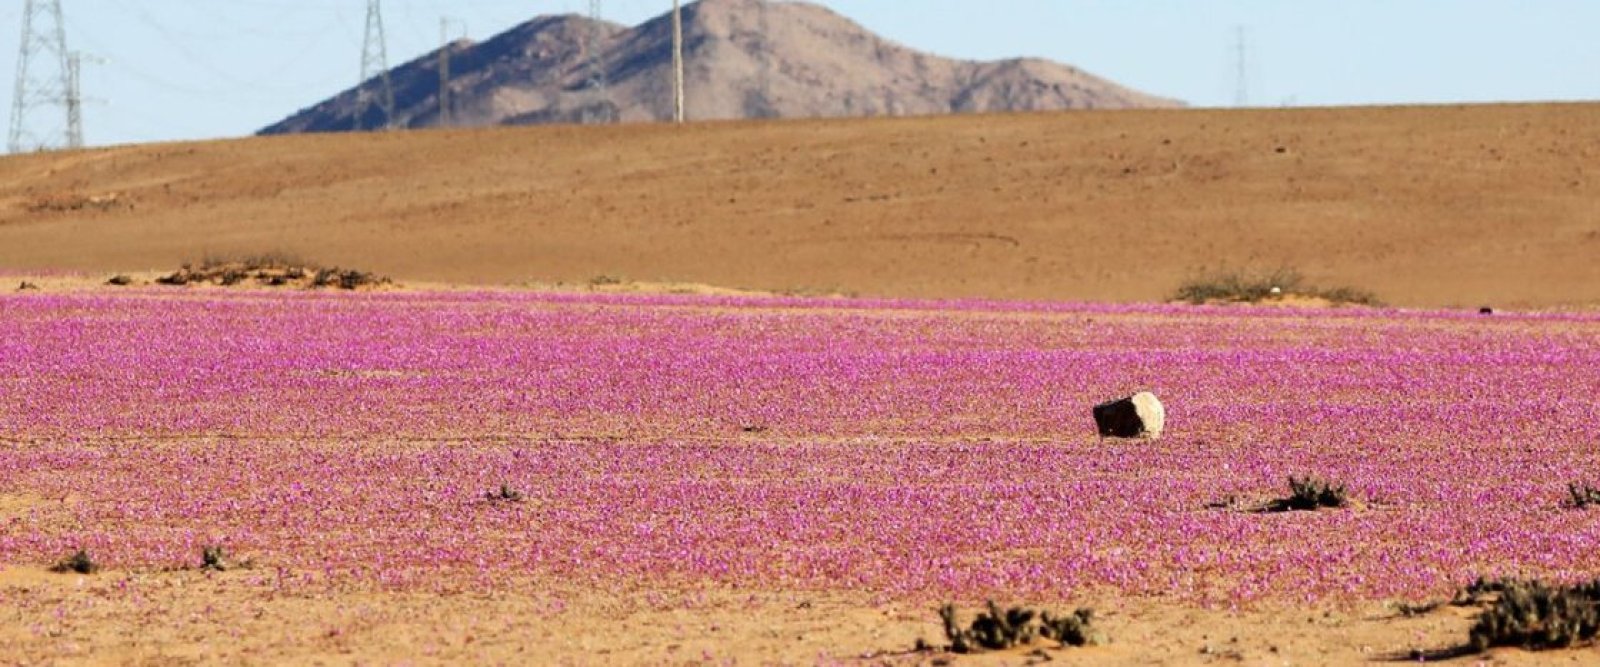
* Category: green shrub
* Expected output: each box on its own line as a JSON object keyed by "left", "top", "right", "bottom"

{"left": 1468, "top": 579, "right": 1600, "bottom": 652}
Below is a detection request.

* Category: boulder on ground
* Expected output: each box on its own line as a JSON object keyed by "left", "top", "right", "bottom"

{"left": 1093, "top": 392, "right": 1165, "bottom": 439}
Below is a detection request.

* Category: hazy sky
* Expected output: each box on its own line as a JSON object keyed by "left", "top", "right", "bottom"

{"left": 3, "top": 0, "right": 1596, "bottom": 149}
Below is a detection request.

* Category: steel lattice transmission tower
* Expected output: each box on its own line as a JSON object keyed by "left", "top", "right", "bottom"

{"left": 672, "top": 0, "right": 684, "bottom": 123}
{"left": 355, "top": 0, "right": 397, "bottom": 130}
{"left": 582, "top": 0, "right": 614, "bottom": 123}
{"left": 8, "top": 0, "right": 73, "bottom": 153}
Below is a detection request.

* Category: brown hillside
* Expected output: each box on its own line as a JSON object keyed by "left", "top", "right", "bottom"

{"left": 3, "top": 103, "right": 1598, "bottom": 308}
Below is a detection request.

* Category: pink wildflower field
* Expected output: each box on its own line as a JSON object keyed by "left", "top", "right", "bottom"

{"left": 3, "top": 288, "right": 1599, "bottom": 608}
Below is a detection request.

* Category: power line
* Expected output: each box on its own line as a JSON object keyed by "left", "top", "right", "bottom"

{"left": 355, "top": 0, "right": 396, "bottom": 130}
{"left": 1233, "top": 25, "right": 1249, "bottom": 108}
{"left": 9, "top": 0, "right": 73, "bottom": 152}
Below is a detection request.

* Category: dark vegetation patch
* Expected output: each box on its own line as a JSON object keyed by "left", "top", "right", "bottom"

{"left": 484, "top": 484, "right": 526, "bottom": 503}
{"left": 1262, "top": 475, "right": 1352, "bottom": 512}
{"left": 1397, "top": 578, "right": 1600, "bottom": 658}
{"left": 937, "top": 601, "right": 1102, "bottom": 654}
{"left": 50, "top": 549, "right": 98, "bottom": 574}
{"left": 1471, "top": 579, "right": 1600, "bottom": 652}
{"left": 1566, "top": 482, "right": 1600, "bottom": 508}
{"left": 1175, "top": 267, "right": 1380, "bottom": 306}
{"left": 156, "top": 253, "right": 391, "bottom": 290}
{"left": 201, "top": 545, "right": 229, "bottom": 572}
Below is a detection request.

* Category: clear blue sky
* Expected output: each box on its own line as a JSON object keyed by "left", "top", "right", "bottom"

{"left": 3, "top": 0, "right": 1596, "bottom": 149}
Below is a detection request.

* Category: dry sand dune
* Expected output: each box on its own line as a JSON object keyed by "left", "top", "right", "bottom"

{"left": 2, "top": 103, "right": 1597, "bottom": 308}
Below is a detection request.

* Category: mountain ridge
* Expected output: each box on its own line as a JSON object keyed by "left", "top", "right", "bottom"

{"left": 260, "top": 0, "right": 1181, "bottom": 134}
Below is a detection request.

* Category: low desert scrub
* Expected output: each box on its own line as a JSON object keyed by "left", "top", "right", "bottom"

{"left": 156, "top": 252, "right": 390, "bottom": 290}
{"left": 201, "top": 545, "right": 229, "bottom": 571}
{"left": 1175, "top": 267, "right": 1380, "bottom": 306}
{"left": 1263, "top": 476, "right": 1351, "bottom": 512}
{"left": 1466, "top": 579, "right": 1600, "bottom": 652}
{"left": 310, "top": 267, "right": 390, "bottom": 290}
{"left": 1567, "top": 482, "right": 1600, "bottom": 508}
{"left": 937, "top": 601, "right": 1102, "bottom": 654}
{"left": 50, "top": 549, "right": 99, "bottom": 574}
{"left": 484, "top": 484, "right": 526, "bottom": 503}
{"left": 196, "top": 251, "right": 309, "bottom": 271}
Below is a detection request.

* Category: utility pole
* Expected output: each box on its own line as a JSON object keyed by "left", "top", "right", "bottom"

{"left": 754, "top": 0, "right": 772, "bottom": 116}
{"left": 584, "top": 0, "right": 612, "bottom": 123}
{"left": 356, "top": 0, "right": 397, "bottom": 131}
{"left": 8, "top": 0, "right": 73, "bottom": 153}
{"left": 672, "top": 0, "right": 685, "bottom": 123}
{"left": 1233, "top": 25, "right": 1248, "bottom": 108}
{"left": 436, "top": 17, "right": 466, "bottom": 128}
{"left": 439, "top": 18, "right": 451, "bottom": 127}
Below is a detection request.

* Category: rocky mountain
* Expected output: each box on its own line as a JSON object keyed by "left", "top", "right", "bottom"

{"left": 260, "top": 0, "right": 1181, "bottom": 134}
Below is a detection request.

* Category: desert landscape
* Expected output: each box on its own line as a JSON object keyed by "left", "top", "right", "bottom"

{"left": 3, "top": 102, "right": 1598, "bottom": 309}
{"left": 1, "top": 275, "right": 1598, "bottom": 664}
{"left": 3, "top": 13, "right": 1600, "bottom": 657}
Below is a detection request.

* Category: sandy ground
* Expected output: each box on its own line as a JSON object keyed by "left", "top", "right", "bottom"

{"left": 1, "top": 104, "right": 1597, "bottom": 309}
{"left": 3, "top": 564, "right": 1577, "bottom": 666}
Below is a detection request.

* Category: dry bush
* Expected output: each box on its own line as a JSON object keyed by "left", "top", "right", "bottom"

{"left": 1175, "top": 267, "right": 1379, "bottom": 306}
{"left": 1467, "top": 579, "right": 1600, "bottom": 652}
{"left": 938, "top": 601, "right": 1101, "bottom": 653}
{"left": 50, "top": 549, "right": 99, "bottom": 574}
{"left": 156, "top": 252, "right": 390, "bottom": 290}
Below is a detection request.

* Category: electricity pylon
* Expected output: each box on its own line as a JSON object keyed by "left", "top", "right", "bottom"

{"left": 8, "top": 0, "right": 73, "bottom": 152}
{"left": 672, "top": 0, "right": 684, "bottom": 123}
{"left": 586, "top": 1, "right": 608, "bottom": 97}
{"left": 355, "top": 0, "right": 397, "bottom": 130}
{"left": 582, "top": 0, "right": 615, "bottom": 124}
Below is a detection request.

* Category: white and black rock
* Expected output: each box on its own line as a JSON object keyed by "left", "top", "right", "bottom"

{"left": 1092, "top": 392, "right": 1165, "bottom": 439}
